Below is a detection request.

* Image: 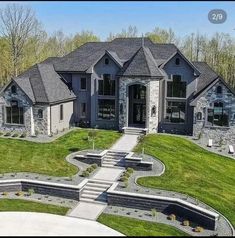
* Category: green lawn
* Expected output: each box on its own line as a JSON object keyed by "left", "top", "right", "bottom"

{"left": 98, "top": 214, "right": 188, "bottom": 236}
{"left": 0, "top": 129, "right": 121, "bottom": 177}
{"left": 0, "top": 199, "right": 69, "bottom": 215}
{"left": 135, "top": 134, "right": 235, "bottom": 227}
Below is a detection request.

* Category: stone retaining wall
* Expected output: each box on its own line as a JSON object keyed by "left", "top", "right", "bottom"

{"left": 0, "top": 179, "right": 88, "bottom": 200}
{"left": 107, "top": 183, "right": 219, "bottom": 230}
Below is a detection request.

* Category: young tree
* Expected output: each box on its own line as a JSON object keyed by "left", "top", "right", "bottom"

{"left": 0, "top": 4, "right": 40, "bottom": 76}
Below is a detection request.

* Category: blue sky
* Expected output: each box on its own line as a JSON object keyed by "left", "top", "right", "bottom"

{"left": 1, "top": 1, "right": 235, "bottom": 40}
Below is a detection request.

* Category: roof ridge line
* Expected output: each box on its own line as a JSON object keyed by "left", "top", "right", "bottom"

{"left": 142, "top": 46, "right": 152, "bottom": 75}
{"left": 37, "top": 63, "right": 50, "bottom": 102}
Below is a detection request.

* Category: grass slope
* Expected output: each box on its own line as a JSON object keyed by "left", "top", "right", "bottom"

{"left": 0, "top": 199, "right": 68, "bottom": 215}
{"left": 0, "top": 129, "right": 121, "bottom": 176}
{"left": 98, "top": 214, "right": 188, "bottom": 236}
{"left": 135, "top": 134, "right": 235, "bottom": 227}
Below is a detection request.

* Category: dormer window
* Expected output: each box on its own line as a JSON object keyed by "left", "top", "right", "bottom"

{"left": 175, "top": 58, "right": 180, "bottom": 65}
{"left": 104, "top": 58, "right": 109, "bottom": 65}
{"left": 11, "top": 85, "right": 16, "bottom": 94}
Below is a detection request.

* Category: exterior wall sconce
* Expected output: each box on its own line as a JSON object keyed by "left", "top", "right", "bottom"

{"left": 120, "top": 103, "right": 123, "bottom": 115}
{"left": 151, "top": 105, "right": 156, "bottom": 117}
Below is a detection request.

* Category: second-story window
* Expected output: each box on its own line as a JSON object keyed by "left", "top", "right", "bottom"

{"left": 167, "top": 75, "right": 186, "bottom": 98}
{"left": 98, "top": 74, "right": 115, "bottom": 96}
{"left": 80, "top": 77, "right": 87, "bottom": 90}
{"left": 175, "top": 58, "right": 180, "bottom": 65}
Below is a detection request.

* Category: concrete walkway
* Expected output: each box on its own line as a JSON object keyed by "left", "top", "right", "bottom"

{"left": 92, "top": 167, "right": 124, "bottom": 181}
{"left": 0, "top": 212, "right": 124, "bottom": 236}
{"left": 69, "top": 202, "right": 106, "bottom": 220}
{"left": 110, "top": 134, "right": 139, "bottom": 152}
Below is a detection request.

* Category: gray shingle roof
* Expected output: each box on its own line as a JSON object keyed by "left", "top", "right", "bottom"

{"left": 54, "top": 38, "right": 177, "bottom": 72}
{"left": 14, "top": 61, "right": 76, "bottom": 104}
{"left": 192, "top": 61, "right": 219, "bottom": 94}
{"left": 118, "top": 46, "right": 163, "bottom": 77}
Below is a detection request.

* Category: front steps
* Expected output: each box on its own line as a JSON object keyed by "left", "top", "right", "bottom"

{"left": 123, "top": 127, "right": 147, "bottom": 135}
{"left": 102, "top": 151, "right": 127, "bottom": 168}
{"left": 80, "top": 179, "right": 112, "bottom": 204}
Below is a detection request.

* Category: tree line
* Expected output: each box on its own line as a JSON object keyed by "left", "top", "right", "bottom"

{"left": 0, "top": 4, "right": 234, "bottom": 89}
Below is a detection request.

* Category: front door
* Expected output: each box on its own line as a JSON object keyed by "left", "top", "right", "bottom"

{"left": 133, "top": 103, "right": 146, "bottom": 124}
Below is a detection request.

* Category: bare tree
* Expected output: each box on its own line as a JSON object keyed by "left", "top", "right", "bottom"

{"left": 0, "top": 4, "right": 39, "bottom": 76}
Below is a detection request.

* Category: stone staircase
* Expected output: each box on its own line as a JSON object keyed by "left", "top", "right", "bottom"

{"left": 102, "top": 151, "right": 127, "bottom": 168}
{"left": 80, "top": 179, "right": 112, "bottom": 204}
{"left": 123, "top": 127, "right": 147, "bottom": 135}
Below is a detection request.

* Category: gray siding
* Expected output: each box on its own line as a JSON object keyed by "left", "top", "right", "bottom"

{"left": 90, "top": 54, "right": 120, "bottom": 129}
{"left": 159, "top": 53, "right": 197, "bottom": 134}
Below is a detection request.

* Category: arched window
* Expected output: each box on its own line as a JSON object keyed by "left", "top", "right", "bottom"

{"left": 104, "top": 58, "right": 109, "bottom": 65}
{"left": 175, "top": 58, "right": 180, "bottom": 65}
{"left": 38, "top": 109, "right": 43, "bottom": 119}
{"left": 11, "top": 85, "right": 16, "bottom": 94}
{"left": 216, "top": 86, "right": 222, "bottom": 94}
{"left": 197, "top": 112, "right": 202, "bottom": 120}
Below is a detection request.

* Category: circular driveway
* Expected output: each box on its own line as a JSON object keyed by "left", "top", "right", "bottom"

{"left": 0, "top": 212, "right": 124, "bottom": 236}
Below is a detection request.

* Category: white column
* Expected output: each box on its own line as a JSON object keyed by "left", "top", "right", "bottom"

{"left": 47, "top": 106, "right": 51, "bottom": 136}
{"left": 30, "top": 106, "right": 35, "bottom": 136}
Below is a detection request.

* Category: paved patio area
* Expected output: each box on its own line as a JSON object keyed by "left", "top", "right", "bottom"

{"left": 0, "top": 212, "right": 124, "bottom": 236}
{"left": 110, "top": 134, "right": 139, "bottom": 152}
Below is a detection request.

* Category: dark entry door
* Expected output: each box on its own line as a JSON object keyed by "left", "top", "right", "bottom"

{"left": 133, "top": 103, "right": 146, "bottom": 124}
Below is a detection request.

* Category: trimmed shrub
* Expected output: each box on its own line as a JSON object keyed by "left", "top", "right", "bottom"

{"left": 151, "top": 208, "right": 157, "bottom": 218}
{"left": 20, "top": 132, "right": 27, "bottom": 138}
{"left": 120, "top": 176, "right": 128, "bottom": 182}
{"left": 194, "top": 226, "right": 204, "bottom": 232}
{"left": 124, "top": 181, "right": 128, "bottom": 188}
{"left": 168, "top": 214, "right": 176, "bottom": 221}
{"left": 4, "top": 132, "right": 11, "bottom": 136}
{"left": 28, "top": 188, "right": 35, "bottom": 196}
{"left": 86, "top": 167, "right": 94, "bottom": 173}
{"left": 2, "top": 192, "right": 8, "bottom": 196}
{"left": 82, "top": 171, "right": 89, "bottom": 177}
{"left": 0, "top": 131, "right": 3, "bottom": 136}
{"left": 91, "top": 163, "right": 98, "bottom": 169}
{"left": 15, "top": 191, "right": 24, "bottom": 196}
{"left": 127, "top": 167, "right": 134, "bottom": 174}
{"left": 182, "top": 220, "right": 190, "bottom": 226}
{"left": 12, "top": 133, "right": 19, "bottom": 138}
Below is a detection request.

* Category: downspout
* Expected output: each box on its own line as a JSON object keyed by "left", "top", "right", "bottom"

{"left": 30, "top": 106, "right": 35, "bottom": 136}
{"left": 47, "top": 106, "right": 51, "bottom": 136}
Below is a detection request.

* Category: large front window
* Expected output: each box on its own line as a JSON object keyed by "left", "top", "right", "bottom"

{"left": 167, "top": 75, "right": 186, "bottom": 98}
{"left": 5, "top": 101, "right": 24, "bottom": 125}
{"left": 165, "top": 101, "right": 186, "bottom": 123}
{"left": 98, "top": 99, "right": 115, "bottom": 120}
{"left": 98, "top": 74, "right": 115, "bottom": 96}
{"left": 207, "top": 102, "right": 229, "bottom": 127}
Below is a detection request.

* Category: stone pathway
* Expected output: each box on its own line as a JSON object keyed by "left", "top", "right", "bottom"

{"left": 110, "top": 134, "right": 139, "bottom": 152}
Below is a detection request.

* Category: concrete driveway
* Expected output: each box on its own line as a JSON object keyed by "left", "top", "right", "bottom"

{"left": 0, "top": 212, "right": 124, "bottom": 236}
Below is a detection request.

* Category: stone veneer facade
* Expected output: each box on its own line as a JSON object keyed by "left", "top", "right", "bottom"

{"left": 0, "top": 83, "right": 32, "bottom": 134}
{"left": 119, "top": 77, "right": 160, "bottom": 133}
{"left": 0, "top": 83, "right": 49, "bottom": 136}
{"left": 193, "top": 80, "right": 235, "bottom": 143}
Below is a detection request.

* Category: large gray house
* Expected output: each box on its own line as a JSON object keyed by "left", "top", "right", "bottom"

{"left": 0, "top": 37, "right": 235, "bottom": 138}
